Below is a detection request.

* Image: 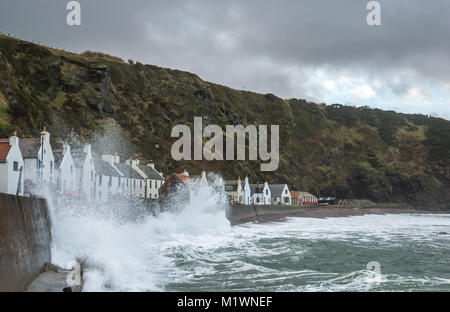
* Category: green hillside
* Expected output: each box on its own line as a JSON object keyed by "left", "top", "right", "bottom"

{"left": 0, "top": 34, "right": 449, "bottom": 209}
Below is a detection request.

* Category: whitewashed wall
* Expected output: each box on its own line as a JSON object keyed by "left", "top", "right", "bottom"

{"left": 38, "top": 131, "right": 55, "bottom": 184}
{"left": 58, "top": 145, "right": 76, "bottom": 193}
{"left": 80, "top": 145, "right": 95, "bottom": 201}
{"left": 243, "top": 177, "right": 251, "bottom": 205}
{"left": 0, "top": 136, "right": 24, "bottom": 196}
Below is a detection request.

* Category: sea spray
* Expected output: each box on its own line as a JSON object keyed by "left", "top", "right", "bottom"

{"left": 46, "top": 173, "right": 231, "bottom": 291}
{"left": 41, "top": 173, "right": 450, "bottom": 291}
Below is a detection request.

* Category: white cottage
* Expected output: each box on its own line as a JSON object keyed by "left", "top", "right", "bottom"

{"left": 19, "top": 128, "right": 55, "bottom": 194}
{"left": 94, "top": 155, "right": 123, "bottom": 202}
{"left": 200, "top": 171, "right": 208, "bottom": 186}
{"left": 242, "top": 176, "right": 251, "bottom": 205}
{"left": 55, "top": 144, "right": 77, "bottom": 195}
{"left": 0, "top": 134, "right": 24, "bottom": 196}
{"left": 115, "top": 161, "right": 135, "bottom": 199}
{"left": 250, "top": 182, "right": 271, "bottom": 205}
{"left": 72, "top": 144, "right": 95, "bottom": 201}
{"left": 269, "top": 184, "right": 291, "bottom": 205}
{"left": 123, "top": 159, "right": 146, "bottom": 198}
{"left": 138, "top": 162, "right": 165, "bottom": 199}
{"left": 224, "top": 176, "right": 243, "bottom": 204}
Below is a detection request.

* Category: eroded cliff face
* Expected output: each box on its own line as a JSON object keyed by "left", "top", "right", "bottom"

{"left": 0, "top": 34, "right": 449, "bottom": 209}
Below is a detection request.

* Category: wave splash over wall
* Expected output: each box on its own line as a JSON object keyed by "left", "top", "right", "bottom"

{"left": 46, "top": 174, "right": 230, "bottom": 291}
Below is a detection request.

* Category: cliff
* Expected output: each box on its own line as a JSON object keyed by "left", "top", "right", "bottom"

{"left": 0, "top": 34, "right": 449, "bottom": 209}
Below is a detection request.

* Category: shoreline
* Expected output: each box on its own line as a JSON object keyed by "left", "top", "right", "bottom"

{"left": 230, "top": 206, "right": 448, "bottom": 225}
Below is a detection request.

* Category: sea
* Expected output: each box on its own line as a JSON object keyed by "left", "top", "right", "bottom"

{"left": 46, "top": 177, "right": 450, "bottom": 292}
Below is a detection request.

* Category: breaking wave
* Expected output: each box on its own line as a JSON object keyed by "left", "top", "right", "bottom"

{"left": 44, "top": 178, "right": 450, "bottom": 292}
{"left": 47, "top": 174, "right": 230, "bottom": 291}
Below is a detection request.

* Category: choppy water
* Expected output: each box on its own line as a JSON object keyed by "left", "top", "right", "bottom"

{"left": 47, "top": 179, "right": 450, "bottom": 292}
{"left": 162, "top": 214, "right": 450, "bottom": 292}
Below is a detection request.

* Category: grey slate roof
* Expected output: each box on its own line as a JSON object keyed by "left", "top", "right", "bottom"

{"left": 299, "top": 192, "right": 316, "bottom": 198}
{"left": 115, "top": 163, "right": 142, "bottom": 179}
{"left": 94, "top": 160, "right": 122, "bottom": 177}
{"left": 53, "top": 150, "right": 64, "bottom": 167}
{"left": 250, "top": 184, "right": 264, "bottom": 195}
{"left": 19, "top": 138, "right": 41, "bottom": 158}
{"left": 139, "top": 165, "right": 165, "bottom": 181}
{"left": 224, "top": 180, "right": 238, "bottom": 191}
{"left": 269, "top": 184, "right": 287, "bottom": 197}
{"left": 71, "top": 149, "right": 87, "bottom": 168}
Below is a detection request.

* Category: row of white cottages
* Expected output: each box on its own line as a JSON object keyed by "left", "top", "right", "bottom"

{"left": 0, "top": 130, "right": 165, "bottom": 202}
{"left": 224, "top": 177, "right": 318, "bottom": 206}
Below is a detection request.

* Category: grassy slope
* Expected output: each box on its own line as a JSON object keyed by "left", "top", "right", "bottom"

{"left": 0, "top": 34, "right": 449, "bottom": 209}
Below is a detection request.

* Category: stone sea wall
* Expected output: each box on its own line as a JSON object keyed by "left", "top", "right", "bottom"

{"left": 0, "top": 193, "right": 51, "bottom": 292}
{"left": 227, "top": 204, "right": 306, "bottom": 224}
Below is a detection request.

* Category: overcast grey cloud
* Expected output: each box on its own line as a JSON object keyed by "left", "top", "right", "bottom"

{"left": 0, "top": 0, "right": 449, "bottom": 118}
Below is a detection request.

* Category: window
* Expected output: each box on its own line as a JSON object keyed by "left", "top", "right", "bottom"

{"left": 50, "top": 161, "right": 53, "bottom": 174}
{"left": 108, "top": 176, "right": 112, "bottom": 187}
{"left": 99, "top": 175, "right": 102, "bottom": 186}
{"left": 70, "top": 165, "right": 73, "bottom": 174}
{"left": 284, "top": 197, "right": 289, "bottom": 204}
{"left": 256, "top": 197, "right": 260, "bottom": 203}
{"left": 126, "top": 179, "right": 129, "bottom": 187}
{"left": 140, "top": 180, "right": 142, "bottom": 188}
{"left": 91, "top": 170, "right": 93, "bottom": 181}
{"left": 134, "top": 180, "right": 136, "bottom": 188}
{"left": 13, "top": 161, "right": 18, "bottom": 171}
{"left": 265, "top": 189, "right": 268, "bottom": 195}
{"left": 99, "top": 192, "right": 102, "bottom": 200}
{"left": 118, "top": 178, "right": 121, "bottom": 186}
{"left": 225, "top": 185, "right": 235, "bottom": 191}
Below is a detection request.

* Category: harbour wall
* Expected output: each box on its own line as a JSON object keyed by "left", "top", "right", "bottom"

{"left": 228, "top": 204, "right": 306, "bottom": 224}
{"left": 0, "top": 193, "right": 52, "bottom": 292}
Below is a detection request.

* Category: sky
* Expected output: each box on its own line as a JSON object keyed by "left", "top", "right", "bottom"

{"left": 0, "top": 0, "right": 449, "bottom": 119}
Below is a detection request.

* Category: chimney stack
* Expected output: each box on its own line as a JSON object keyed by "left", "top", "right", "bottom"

{"left": 41, "top": 126, "right": 50, "bottom": 145}
{"left": 83, "top": 144, "right": 92, "bottom": 154}
{"left": 102, "top": 154, "right": 114, "bottom": 164}
{"left": 63, "top": 144, "right": 71, "bottom": 154}
{"left": 9, "top": 131, "right": 18, "bottom": 146}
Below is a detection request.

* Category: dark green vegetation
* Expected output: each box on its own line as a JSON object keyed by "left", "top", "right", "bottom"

{"left": 0, "top": 35, "right": 449, "bottom": 209}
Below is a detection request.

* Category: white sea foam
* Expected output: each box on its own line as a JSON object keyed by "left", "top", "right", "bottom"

{"left": 45, "top": 177, "right": 450, "bottom": 291}
{"left": 48, "top": 174, "right": 231, "bottom": 291}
